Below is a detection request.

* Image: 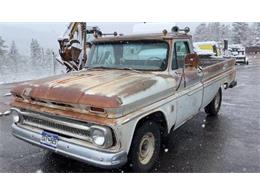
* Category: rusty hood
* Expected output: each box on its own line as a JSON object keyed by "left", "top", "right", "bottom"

{"left": 11, "top": 69, "right": 177, "bottom": 118}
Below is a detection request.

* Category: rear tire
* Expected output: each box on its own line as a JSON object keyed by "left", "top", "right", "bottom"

{"left": 204, "top": 88, "right": 222, "bottom": 116}
{"left": 128, "top": 121, "right": 161, "bottom": 172}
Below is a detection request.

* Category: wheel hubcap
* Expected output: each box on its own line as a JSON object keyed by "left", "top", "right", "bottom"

{"left": 138, "top": 132, "right": 155, "bottom": 165}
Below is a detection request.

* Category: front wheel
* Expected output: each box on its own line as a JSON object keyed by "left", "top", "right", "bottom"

{"left": 128, "top": 121, "right": 161, "bottom": 172}
{"left": 204, "top": 88, "right": 222, "bottom": 116}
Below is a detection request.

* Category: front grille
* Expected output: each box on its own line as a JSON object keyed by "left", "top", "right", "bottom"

{"left": 20, "top": 112, "right": 92, "bottom": 141}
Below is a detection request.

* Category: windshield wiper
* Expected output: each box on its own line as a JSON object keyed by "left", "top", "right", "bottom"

{"left": 85, "top": 66, "right": 142, "bottom": 73}
{"left": 119, "top": 67, "right": 143, "bottom": 73}
{"left": 85, "top": 66, "right": 113, "bottom": 70}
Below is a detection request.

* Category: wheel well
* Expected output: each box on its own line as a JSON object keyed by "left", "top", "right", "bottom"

{"left": 135, "top": 111, "right": 168, "bottom": 138}
{"left": 219, "top": 87, "right": 222, "bottom": 95}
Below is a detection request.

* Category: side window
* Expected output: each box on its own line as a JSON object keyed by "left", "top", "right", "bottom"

{"left": 172, "top": 41, "right": 190, "bottom": 70}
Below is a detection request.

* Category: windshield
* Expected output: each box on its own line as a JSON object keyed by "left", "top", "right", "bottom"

{"left": 86, "top": 41, "right": 169, "bottom": 71}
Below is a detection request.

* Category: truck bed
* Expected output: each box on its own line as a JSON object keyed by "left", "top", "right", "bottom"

{"left": 199, "top": 56, "right": 231, "bottom": 67}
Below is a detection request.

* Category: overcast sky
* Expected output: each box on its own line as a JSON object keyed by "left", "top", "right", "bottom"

{"left": 0, "top": 22, "right": 201, "bottom": 55}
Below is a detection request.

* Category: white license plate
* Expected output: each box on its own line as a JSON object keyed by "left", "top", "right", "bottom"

{"left": 40, "top": 131, "right": 59, "bottom": 148}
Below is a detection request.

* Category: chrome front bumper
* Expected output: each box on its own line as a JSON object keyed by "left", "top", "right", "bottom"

{"left": 12, "top": 123, "right": 127, "bottom": 169}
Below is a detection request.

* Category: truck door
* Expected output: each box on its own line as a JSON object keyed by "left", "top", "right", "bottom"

{"left": 172, "top": 40, "right": 203, "bottom": 127}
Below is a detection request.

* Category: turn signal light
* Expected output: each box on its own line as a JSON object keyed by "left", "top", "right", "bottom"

{"left": 90, "top": 107, "right": 105, "bottom": 113}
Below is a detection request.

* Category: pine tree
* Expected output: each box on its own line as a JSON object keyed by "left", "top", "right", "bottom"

{"left": 0, "top": 36, "right": 8, "bottom": 74}
{"left": 44, "top": 49, "right": 53, "bottom": 65}
{"left": 193, "top": 23, "right": 231, "bottom": 43}
{"left": 30, "top": 39, "right": 42, "bottom": 65}
{"left": 207, "top": 22, "right": 221, "bottom": 41}
{"left": 7, "top": 41, "right": 20, "bottom": 73}
{"left": 250, "top": 23, "right": 260, "bottom": 46}
{"left": 193, "top": 23, "right": 208, "bottom": 41}
{"left": 0, "top": 36, "right": 7, "bottom": 56}
{"left": 8, "top": 41, "right": 19, "bottom": 61}
{"left": 231, "top": 22, "right": 250, "bottom": 46}
{"left": 220, "top": 24, "right": 231, "bottom": 41}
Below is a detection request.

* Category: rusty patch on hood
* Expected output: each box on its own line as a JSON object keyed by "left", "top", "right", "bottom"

{"left": 11, "top": 81, "right": 122, "bottom": 109}
{"left": 118, "top": 79, "right": 157, "bottom": 97}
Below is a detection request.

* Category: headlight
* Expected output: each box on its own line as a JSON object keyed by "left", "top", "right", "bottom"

{"left": 12, "top": 110, "right": 20, "bottom": 123}
{"left": 92, "top": 129, "right": 105, "bottom": 146}
{"left": 90, "top": 125, "right": 113, "bottom": 148}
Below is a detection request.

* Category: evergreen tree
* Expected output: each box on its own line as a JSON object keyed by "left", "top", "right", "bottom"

{"left": 7, "top": 41, "right": 20, "bottom": 73}
{"left": 231, "top": 22, "right": 250, "bottom": 46}
{"left": 0, "top": 36, "right": 7, "bottom": 56}
{"left": 8, "top": 41, "right": 19, "bottom": 62}
{"left": 207, "top": 22, "right": 221, "bottom": 41}
{"left": 193, "top": 23, "right": 231, "bottom": 43}
{"left": 30, "top": 39, "right": 42, "bottom": 65}
{"left": 193, "top": 23, "right": 208, "bottom": 41}
{"left": 250, "top": 23, "right": 260, "bottom": 46}
{"left": 220, "top": 24, "right": 231, "bottom": 41}
{"left": 44, "top": 48, "right": 53, "bottom": 65}
{"left": 0, "top": 36, "right": 8, "bottom": 74}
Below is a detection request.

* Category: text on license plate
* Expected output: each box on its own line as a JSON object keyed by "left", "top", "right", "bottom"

{"left": 40, "top": 131, "right": 59, "bottom": 148}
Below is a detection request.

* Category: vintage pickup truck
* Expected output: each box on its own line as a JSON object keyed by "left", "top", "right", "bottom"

{"left": 10, "top": 27, "right": 237, "bottom": 172}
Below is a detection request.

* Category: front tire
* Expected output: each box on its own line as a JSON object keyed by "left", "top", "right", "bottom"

{"left": 204, "top": 88, "right": 222, "bottom": 116}
{"left": 128, "top": 121, "right": 161, "bottom": 172}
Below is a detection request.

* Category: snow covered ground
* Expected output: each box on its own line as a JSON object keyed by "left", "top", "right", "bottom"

{"left": 0, "top": 63, "right": 66, "bottom": 84}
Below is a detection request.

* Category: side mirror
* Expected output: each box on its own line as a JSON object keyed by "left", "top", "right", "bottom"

{"left": 184, "top": 53, "right": 199, "bottom": 69}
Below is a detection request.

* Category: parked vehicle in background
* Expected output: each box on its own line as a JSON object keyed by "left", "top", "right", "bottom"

{"left": 10, "top": 26, "right": 237, "bottom": 172}
{"left": 193, "top": 41, "right": 222, "bottom": 57}
{"left": 229, "top": 44, "right": 249, "bottom": 64}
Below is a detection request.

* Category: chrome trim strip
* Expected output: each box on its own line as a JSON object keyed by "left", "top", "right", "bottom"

{"left": 12, "top": 123, "right": 127, "bottom": 169}
{"left": 11, "top": 108, "right": 91, "bottom": 131}
{"left": 19, "top": 122, "right": 92, "bottom": 142}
